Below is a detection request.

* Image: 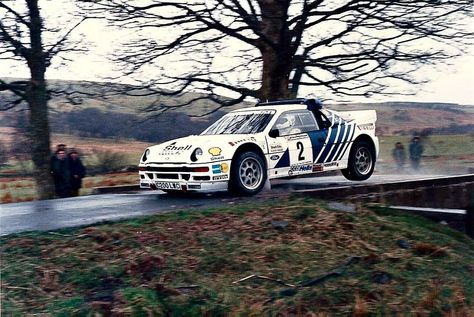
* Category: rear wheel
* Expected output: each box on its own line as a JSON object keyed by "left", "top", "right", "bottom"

{"left": 229, "top": 151, "right": 266, "bottom": 196}
{"left": 341, "top": 140, "right": 375, "bottom": 181}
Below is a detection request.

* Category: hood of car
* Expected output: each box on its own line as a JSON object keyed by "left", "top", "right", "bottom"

{"left": 144, "top": 134, "right": 261, "bottom": 164}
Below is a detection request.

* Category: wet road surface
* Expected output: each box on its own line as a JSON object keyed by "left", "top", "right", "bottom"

{"left": 0, "top": 173, "right": 445, "bottom": 236}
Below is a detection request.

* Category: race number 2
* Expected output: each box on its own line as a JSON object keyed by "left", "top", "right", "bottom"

{"left": 289, "top": 136, "right": 312, "bottom": 165}
{"left": 297, "top": 141, "right": 305, "bottom": 161}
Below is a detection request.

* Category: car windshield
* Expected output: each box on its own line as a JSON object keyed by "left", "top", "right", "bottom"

{"left": 201, "top": 111, "right": 274, "bottom": 135}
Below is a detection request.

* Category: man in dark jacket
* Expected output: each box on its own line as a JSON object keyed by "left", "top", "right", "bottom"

{"left": 68, "top": 149, "right": 86, "bottom": 197}
{"left": 409, "top": 136, "right": 424, "bottom": 170}
{"left": 51, "top": 149, "right": 70, "bottom": 198}
{"left": 392, "top": 142, "right": 406, "bottom": 171}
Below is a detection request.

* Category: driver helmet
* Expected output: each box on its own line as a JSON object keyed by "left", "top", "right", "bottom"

{"left": 276, "top": 114, "right": 296, "bottom": 130}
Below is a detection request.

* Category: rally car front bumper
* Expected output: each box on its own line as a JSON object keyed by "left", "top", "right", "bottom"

{"left": 139, "top": 161, "right": 231, "bottom": 193}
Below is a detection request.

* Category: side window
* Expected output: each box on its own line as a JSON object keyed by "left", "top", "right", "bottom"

{"left": 298, "top": 112, "right": 319, "bottom": 132}
{"left": 273, "top": 110, "right": 319, "bottom": 136}
{"left": 316, "top": 109, "right": 333, "bottom": 129}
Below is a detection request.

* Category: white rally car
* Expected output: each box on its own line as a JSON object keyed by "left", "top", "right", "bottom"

{"left": 139, "top": 99, "right": 379, "bottom": 195}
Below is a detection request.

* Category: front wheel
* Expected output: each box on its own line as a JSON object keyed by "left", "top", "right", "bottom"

{"left": 229, "top": 151, "right": 267, "bottom": 196}
{"left": 341, "top": 140, "right": 375, "bottom": 181}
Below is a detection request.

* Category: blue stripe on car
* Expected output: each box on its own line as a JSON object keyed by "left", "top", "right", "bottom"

{"left": 332, "top": 123, "right": 352, "bottom": 162}
{"left": 316, "top": 124, "right": 340, "bottom": 163}
{"left": 325, "top": 123, "right": 346, "bottom": 162}
{"left": 308, "top": 130, "right": 326, "bottom": 161}
{"left": 336, "top": 124, "right": 356, "bottom": 161}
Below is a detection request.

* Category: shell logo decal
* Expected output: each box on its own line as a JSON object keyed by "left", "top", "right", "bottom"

{"left": 208, "top": 147, "right": 222, "bottom": 156}
{"left": 220, "top": 163, "right": 229, "bottom": 173}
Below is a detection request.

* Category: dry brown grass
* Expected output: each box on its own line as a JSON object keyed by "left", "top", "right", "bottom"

{"left": 1, "top": 192, "right": 13, "bottom": 203}
{"left": 1, "top": 199, "right": 473, "bottom": 315}
{"left": 0, "top": 172, "right": 138, "bottom": 203}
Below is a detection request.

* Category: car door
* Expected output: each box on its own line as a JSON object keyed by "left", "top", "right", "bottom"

{"left": 312, "top": 111, "right": 351, "bottom": 169}
{"left": 308, "top": 110, "right": 332, "bottom": 170}
{"left": 267, "top": 110, "right": 321, "bottom": 177}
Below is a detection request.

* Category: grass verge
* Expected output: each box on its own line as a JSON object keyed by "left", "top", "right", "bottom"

{"left": 1, "top": 197, "right": 473, "bottom": 315}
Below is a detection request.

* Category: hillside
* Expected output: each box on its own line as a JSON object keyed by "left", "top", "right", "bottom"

{"left": 1, "top": 78, "right": 474, "bottom": 141}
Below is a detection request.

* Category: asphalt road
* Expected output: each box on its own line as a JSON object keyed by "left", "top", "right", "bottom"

{"left": 0, "top": 173, "right": 445, "bottom": 236}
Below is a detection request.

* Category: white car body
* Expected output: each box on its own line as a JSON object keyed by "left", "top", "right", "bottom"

{"left": 139, "top": 99, "right": 379, "bottom": 195}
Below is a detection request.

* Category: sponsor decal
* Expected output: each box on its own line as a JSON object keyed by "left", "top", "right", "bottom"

{"left": 286, "top": 134, "right": 308, "bottom": 141}
{"left": 212, "top": 175, "right": 229, "bottom": 181}
{"left": 228, "top": 137, "right": 257, "bottom": 147}
{"left": 357, "top": 123, "right": 374, "bottom": 130}
{"left": 312, "top": 164, "right": 323, "bottom": 172}
{"left": 220, "top": 163, "right": 229, "bottom": 173}
{"left": 212, "top": 164, "right": 221, "bottom": 174}
{"left": 159, "top": 142, "right": 192, "bottom": 155}
{"left": 270, "top": 155, "right": 280, "bottom": 161}
{"left": 288, "top": 163, "right": 312, "bottom": 176}
{"left": 211, "top": 163, "right": 229, "bottom": 174}
{"left": 210, "top": 156, "right": 225, "bottom": 161}
{"left": 208, "top": 147, "right": 222, "bottom": 156}
{"left": 270, "top": 144, "right": 284, "bottom": 152}
{"left": 323, "top": 162, "right": 338, "bottom": 167}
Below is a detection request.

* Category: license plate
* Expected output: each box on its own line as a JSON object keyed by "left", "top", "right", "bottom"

{"left": 155, "top": 181, "right": 180, "bottom": 190}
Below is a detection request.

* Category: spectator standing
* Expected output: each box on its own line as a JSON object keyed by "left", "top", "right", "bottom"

{"left": 51, "top": 149, "right": 70, "bottom": 198}
{"left": 50, "top": 144, "right": 66, "bottom": 168}
{"left": 409, "top": 136, "right": 424, "bottom": 170}
{"left": 68, "top": 149, "right": 86, "bottom": 197}
{"left": 392, "top": 142, "right": 406, "bottom": 171}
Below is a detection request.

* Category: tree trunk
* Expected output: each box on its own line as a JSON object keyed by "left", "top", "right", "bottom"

{"left": 27, "top": 85, "right": 54, "bottom": 200}
{"left": 289, "top": 54, "right": 306, "bottom": 99}
{"left": 257, "top": 0, "right": 292, "bottom": 101}
{"left": 27, "top": 0, "right": 54, "bottom": 199}
{"left": 259, "top": 49, "right": 292, "bottom": 101}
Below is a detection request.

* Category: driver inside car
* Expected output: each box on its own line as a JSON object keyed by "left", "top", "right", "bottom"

{"left": 275, "top": 114, "right": 301, "bottom": 135}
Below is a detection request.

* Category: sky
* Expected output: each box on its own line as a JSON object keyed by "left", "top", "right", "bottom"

{"left": 2, "top": 3, "right": 474, "bottom": 106}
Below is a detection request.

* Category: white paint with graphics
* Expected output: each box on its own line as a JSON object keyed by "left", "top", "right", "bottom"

{"left": 138, "top": 99, "right": 379, "bottom": 195}
{"left": 288, "top": 134, "right": 312, "bottom": 166}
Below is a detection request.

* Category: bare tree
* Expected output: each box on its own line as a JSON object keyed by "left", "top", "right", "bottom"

{"left": 0, "top": 0, "right": 87, "bottom": 199}
{"left": 84, "top": 0, "right": 473, "bottom": 115}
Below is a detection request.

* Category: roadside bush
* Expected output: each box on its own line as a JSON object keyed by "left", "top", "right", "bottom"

{"left": 86, "top": 150, "right": 127, "bottom": 174}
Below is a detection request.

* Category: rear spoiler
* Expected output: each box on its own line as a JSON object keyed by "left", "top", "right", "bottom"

{"left": 337, "top": 110, "right": 377, "bottom": 123}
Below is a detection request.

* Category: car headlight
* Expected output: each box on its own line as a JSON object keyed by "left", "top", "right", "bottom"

{"left": 142, "top": 149, "right": 150, "bottom": 162}
{"left": 190, "top": 147, "right": 203, "bottom": 162}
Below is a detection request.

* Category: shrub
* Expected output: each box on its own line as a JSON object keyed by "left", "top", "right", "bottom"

{"left": 86, "top": 150, "right": 127, "bottom": 174}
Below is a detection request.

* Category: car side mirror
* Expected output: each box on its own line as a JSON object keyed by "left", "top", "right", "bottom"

{"left": 269, "top": 129, "right": 280, "bottom": 138}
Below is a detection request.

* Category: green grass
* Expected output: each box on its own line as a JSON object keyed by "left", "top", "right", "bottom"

{"left": 378, "top": 134, "right": 474, "bottom": 173}
{"left": 1, "top": 197, "right": 473, "bottom": 315}
{"left": 379, "top": 134, "right": 474, "bottom": 158}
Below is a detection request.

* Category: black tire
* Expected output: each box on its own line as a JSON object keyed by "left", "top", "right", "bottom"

{"left": 341, "top": 140, "right": 375, "bottom": 181}
{"left": 229, "top": 151, "right": 267, "bottom": 196}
